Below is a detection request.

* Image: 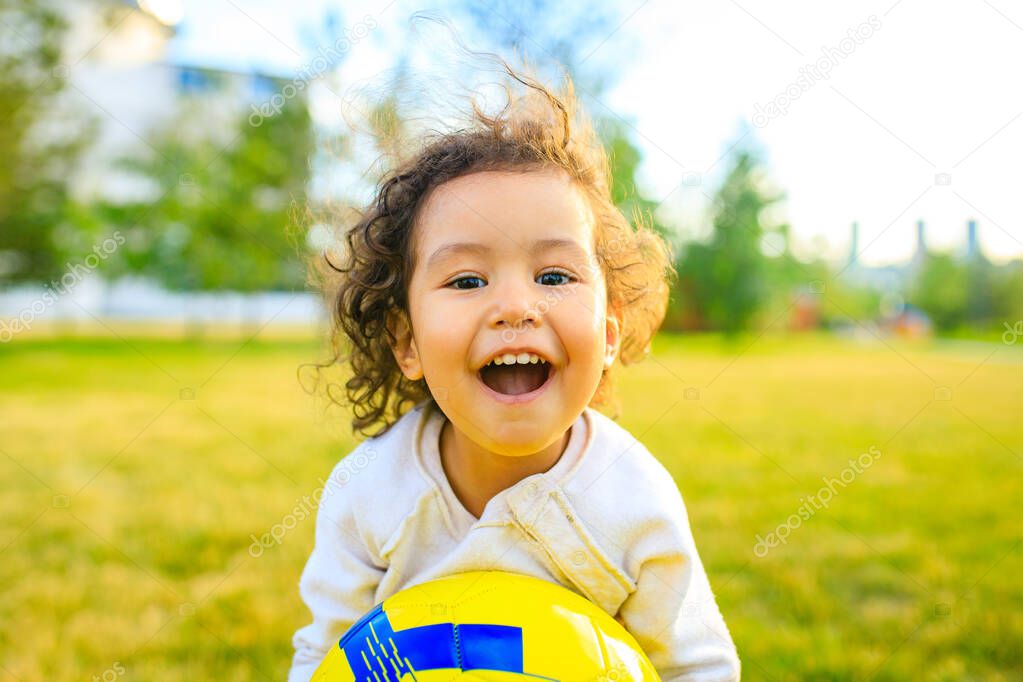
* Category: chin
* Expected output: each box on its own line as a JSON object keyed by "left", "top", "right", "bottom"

{"left": 472, "top": 418, "right": 561, "bottom": 457}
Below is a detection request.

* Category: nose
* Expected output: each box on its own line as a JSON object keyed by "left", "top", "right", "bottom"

{"left": 488, "top": 277, "right": 541, "bottom": 331}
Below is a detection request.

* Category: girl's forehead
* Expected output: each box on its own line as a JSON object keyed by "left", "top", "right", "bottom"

{"left": 414, "top": 169, "right": 596, "bottom": 253}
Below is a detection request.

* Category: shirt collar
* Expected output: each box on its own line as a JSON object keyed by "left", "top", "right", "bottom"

{"left": 413, "top": 400, "right": 592, "bottom": 537}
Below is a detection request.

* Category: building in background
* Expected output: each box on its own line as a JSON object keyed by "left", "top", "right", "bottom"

{"left": 836, "top": 218, "right": 1021, "bottom": 338}
{"left": 63, "top": 0, "right": 288, "bottom": 204}
{"left": 0, "top": 0, "right": 323, "bottom": 328}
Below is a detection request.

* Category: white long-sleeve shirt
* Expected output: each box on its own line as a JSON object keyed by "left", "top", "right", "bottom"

{"left": 288, "top": 399, "right": 741, "bottom": 681}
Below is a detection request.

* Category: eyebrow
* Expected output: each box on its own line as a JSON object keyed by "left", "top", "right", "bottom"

{"left": 426, "top": 238, "right": 587, "bottom": 270}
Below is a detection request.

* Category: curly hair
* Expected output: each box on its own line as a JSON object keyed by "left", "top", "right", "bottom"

{"left": 306, "top": 57, "right": 676, "bottom": 440}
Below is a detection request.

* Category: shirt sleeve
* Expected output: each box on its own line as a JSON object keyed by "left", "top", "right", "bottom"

{"left": 287, "top": 457, "right": 386, "bottom": 682}
{"left": 616, "top": 490, "right": 741, "bottom": 681}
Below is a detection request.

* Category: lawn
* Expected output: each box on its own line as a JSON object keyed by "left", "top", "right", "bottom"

{"left": 1, "top": 328, "right": 1020, "bottom": 681}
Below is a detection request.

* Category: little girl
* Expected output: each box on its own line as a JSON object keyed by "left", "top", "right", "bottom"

{"left": 289, "top": 61, "right": 741, "bottom": 681}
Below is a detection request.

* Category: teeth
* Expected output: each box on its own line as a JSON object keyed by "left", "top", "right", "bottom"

{"left": 488, "top": 352, "right": 547, "bottom": 367}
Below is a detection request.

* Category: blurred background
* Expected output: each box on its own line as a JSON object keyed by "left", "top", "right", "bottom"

{"left": 1, "top": 1, "right": 1020, "bottom": 680}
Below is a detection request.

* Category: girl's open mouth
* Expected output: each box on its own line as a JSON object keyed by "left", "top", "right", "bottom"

{"left": 477, "top": 361, "right": 555, "bottom": 404}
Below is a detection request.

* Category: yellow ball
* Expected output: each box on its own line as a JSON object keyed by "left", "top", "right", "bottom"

{"left": 312, "top": 570, "right": 658, "bottom": 681}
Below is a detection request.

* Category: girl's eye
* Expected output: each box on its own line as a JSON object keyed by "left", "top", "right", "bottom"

{"left": 448, "top": 275, "right": 485, "bottom": 290}
{"left": 538, "top": 270, "right": 574, "bottom": 286}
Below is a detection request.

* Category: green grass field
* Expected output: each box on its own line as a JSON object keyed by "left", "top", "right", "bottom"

{"left": 1, "top": 328, "right": 1020, "bottom": 681}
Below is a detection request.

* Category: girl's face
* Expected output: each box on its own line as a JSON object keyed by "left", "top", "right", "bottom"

{"left": 389, "top": 168, "right": 621, "bottom": 457}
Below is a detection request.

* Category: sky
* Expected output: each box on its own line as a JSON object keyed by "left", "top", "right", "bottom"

{"left": 164, "top": 0, "right": 1023, "bottom": 266}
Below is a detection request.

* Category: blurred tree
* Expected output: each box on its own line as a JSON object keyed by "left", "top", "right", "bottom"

{"left": 991, "top": 260, "right": 1023, "bottom": 326}
{"left": 108, "top": 80, "right": 313, "bottom": 295}
{"left": 677, "top": 143, "right": 785, "bottom": 335}
{"left": 817, "top": 278, "right": 883, "bottom": 329}
{"left": 907, "top": 253, "right": 969, "bottom": 332}
{"left": 759, "top": 225, "right": 840, "bottom": 330}
{"left": 600, "top": 118, "right": 673, "bottom": 245}
{"left": 963, "top": 255, "right": 998, "bottom": 328}
{"left": 0, "top": 0, "right": 94, "bottom": 285}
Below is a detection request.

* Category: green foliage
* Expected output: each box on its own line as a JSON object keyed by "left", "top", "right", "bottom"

{"left": 991, "top": 261, "right": 1023, "bottom": 324}
{"left": 962, "top": 258, "right": 999, "bottom": 325}
{"left": 0, "top": 0, "right": 95, "bottom": 284}
{"left": 600, "top": 119, "right": 674, "bottom": 245}
{"left": 107, "top": 82, "right": 314, "bottom": 292}
{"left": 677, "top": 144, "right": 785, "bottom": 334}
{"left": 818, "top": 277, "right": 883, "bottom": 326}
{"left": 907, "top": 254, "right": 970, "bottom": 331}
{"left": 908, "top": 252, "right": 1018, "bottom": 333}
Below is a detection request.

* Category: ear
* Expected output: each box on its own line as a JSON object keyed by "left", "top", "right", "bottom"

{"left": 604, "top": 305, "right": 622, "bottom": 369}
{"left": 387, "top": 310, "right": 424, "bottom": 381}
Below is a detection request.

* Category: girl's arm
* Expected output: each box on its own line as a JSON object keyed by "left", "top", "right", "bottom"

{"left": 617, "top": 495, "right": 741, "bottom": 681}
{"left": 288, "top": 463, "right": 386, "bottom": 682}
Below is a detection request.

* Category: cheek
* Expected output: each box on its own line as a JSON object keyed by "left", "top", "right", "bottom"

{"left": 413, "top": 299, "right": 472, "bottom": 365}
{"left": 556, "top": 295, "right": 607, "bottom": 363}
{"left": 574, "top": 285, "right": 607, "bottom": 335}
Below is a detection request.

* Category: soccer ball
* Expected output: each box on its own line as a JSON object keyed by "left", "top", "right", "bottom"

{"left": 311, "top": 570, "right": 658, "bottom": 681}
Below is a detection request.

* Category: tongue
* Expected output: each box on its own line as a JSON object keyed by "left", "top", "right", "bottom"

{"left": 480, "top": 363, "right": 548, "bottom": 395}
